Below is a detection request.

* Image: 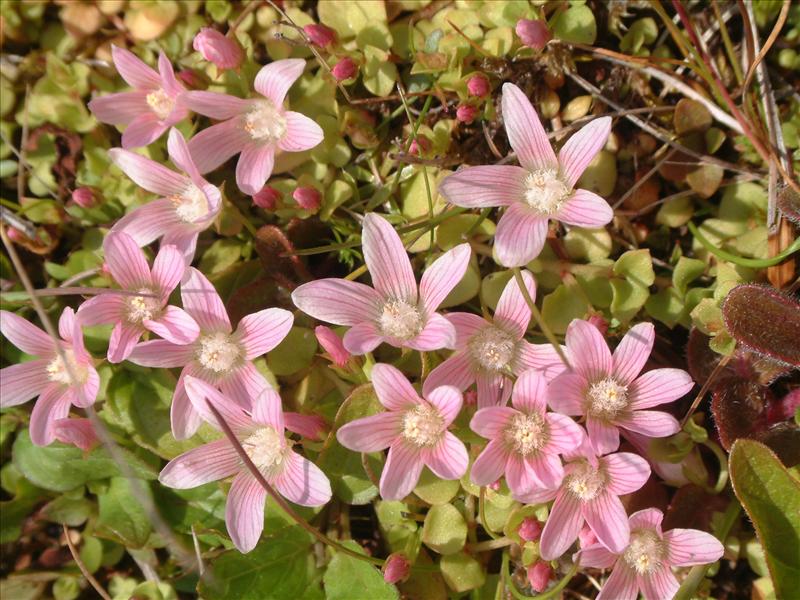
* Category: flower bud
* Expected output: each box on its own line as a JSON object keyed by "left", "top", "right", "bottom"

{"left": 315, "top": 326, "right": 351, "bottom": 367}
{"left": 6, "top": 227, "right": 27, "bottom": 243}
{"left": 253, "top": 186, "right": 281, "bottom": 210}
{"left": 293, "top": 186, "right": 322, "bottom": 212}
{"left": 382, "top": 553, "right": 410, "bottom": 584}
{"left": 578, "top": 525, "right": 597, "bottom": 548}
{"left": 332, "top": 57, "right": 358, "bottom": 82}
{"left": 518, "top": 517, "right": 543, "bottom": 542}
{"left": 53, "top": 418, "right": 99, "bottom": 452}
{"left": 408, "top": 136, "right": 431, "bottom": 156}
{"left": 304, "top": 23, "right": 337, "bottom": 48}
{"left": 456, "top": 104, "right": 479, "bottom": 124}
{"left": 587, "top": 314, "right": 608, "bottom": 337}
{"left": 284, "top": 412, "right": 327, "bottom": 441}
{"left": 466, "top": 74, "right": 490, "bottom": 98}
{"left": 176, "top": 69, "right": 205, "bottom": 89}
{"left": 526, "top": 561, "right": 553, "bottom": 593}
{"left": 516, "top": 19, "right": 551, "bottom": 51}
{"left": 70, "top": 187, "right": 97, "bottom": 208}
{"left": 193, "top": 27, "right": 244, "bottom": 70}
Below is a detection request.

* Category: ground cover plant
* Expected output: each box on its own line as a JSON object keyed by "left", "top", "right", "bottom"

{"left": 0, "top": 1, "right": 799, "bottom": 599}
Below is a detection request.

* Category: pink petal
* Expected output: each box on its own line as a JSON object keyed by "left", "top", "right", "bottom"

{"left": 539, "top": 490, "right": 585, "bottom": 560}
{"left": 425, "top": 385, "right": 463, "bottom": 426}
{"left": 151, "top": 244, "right": 186, "bottom": 294}
{"left": 447, "top": 313, "right": 488, "bottom": 347}
{"left": 380, "top": 441, "right": 424, "bottom": 500}
{"left": 612, "top": 323, "right": 654, "bottom": 385}
{"left": 53, "top": 418, "right": 98, "bottom": 452}
{"left": 438, "top": 165, "right": 528, "bottom": 208}
{"left": 663, "top": 529, "right": 724, "bottom": 566}
{"left": 546, "top": 373, "right": 586, "bottom": 415}
{"left": 250, "top": 386, "right": 284, "bottom": 431}
{"left": 628, "top": 368, "right": 694, "bottom": 410}
{"left": 273, "top": 450, "right": 332, "bottom": 507}
{"left": 342, "top": 321, "right": 383, "bottom": 355}
{"left": 515, "top": 341, "right": 566, "bottom": 381}
{"left": 362, "top": 213, "right": 417, "bottom": 303}
{"left": 511, "top": 369, "right": 547, "bottom": 414}
{"left": 628, "top": 508, "right": 664, "bottom": 533}
{"left": 236, "top": 143, "right": 275, "bottom": 196}
{"left": 587, "top": 417, "right": 620, "bottom": 455}
{"left": 565, "top": 319, "right": 612, "bottom": 381}
{"left": 371, "top": 363, "right": 420, "bottom": 411}
{"left": 58, "top": 308, "right": 80, "bottom": 348}
{"left": 234, "top": 308, "right": 293, "bottom": 359}
{"left": 527, "top": 452, "right": 564, "bottom": 490}
{"left": 103, "top": 231, "right": 152, "bottom": 290}
{"left": 107, "top": 322, "right": 144, "bottom": 363}
{"left": 283, "top": 412, "right": 325, "bottom": 440}
{"left": 108, "top": 148, "right": 187, "bottom": 196}
{"left": 494, "top": 204, "right": 549, "bottom": 267}
{"left": 471, "top": 438, "right": 510, "bottom": 486}
{"left": 111, "top": 198, "right": 175, "bottom": 247}
{"left": 544, "top": 413, "right": 586, "bottom": 454}
{"left": 506, "top": 455, "right": 538, "bottom": 497}
{"left": 145, "top": 306, "right": 200, "bottom": 345}
{"left": 314, "top": 326, "right": 350, "bottom": 367}
{"left": 470, "top": 406, "right": 517, "bottom": 438}
{"left": 0, "top": 360, "right": 48, "bottom": 408}
{"left": 422, "top": 431, "right": 468, "bottom": 480}
{"left": 170, "top": 366, "right": 204, "bottom": 439}
{"left": 595, "top": 564, "right": 638, "bottom": 600}
{"left": 405, "top": 313, "right": 456, "bottom": 352}
{"left": 558, "top": 116, "right": 612, "bottom": 189}
{"left": 0, "top": 311, "right": 54, "bottom": 356}
{"left": 279, "top": 111, "right": 324, "bottom": 152}
{"left": 29, "top": 384, "right": 71, "bottom": 446}
{"left": 556, "top": 189, "right": 614, "bottom": 228}
{"left": 494, "top": 270, "right": 534, "bottom": 338}
{"left": 254, "top": 58, "right": 305, "bottom": 106}
{"left": 75, "top": 367, "right": 99, "bottom": 409}
{"left": 218, "top": 362, "right": 267, "bottom": 408}
{"left": 476, "top": 371, "right": 512, "bottom": 408}
{"left": 181, "top": 268, "right": 231, "bottom": 332}
{"left": 515, "top": 484, "right": 558, "bottom": 506}
{"left": 157, "top": 51, "right": 183, "bottom": 97}
{"left": 226, "top": 472, "right": 267, "bottom": 553}
{"left": 336, "top": 411, "right": 403, "bottom": 452}
{"left": 76, "top": 294, "right": 126, "bottom": 326}
{"left": 603, "top": 452, "right": 651, "bottom": 496}
{"left": 615, "top": 410, "right": 680, "bottom": 439}
{"left": 128, "top": 339, "right": 193, "bottom": 367}
{"left": 159, "top": 439, "right": 241, "bottom": 488}
{"left": 166, "top": 127, "right": 203, "bottom": 183}
{"left": 111, "top": 45, "right": 160, "bottom": 89}
{"left": 576, "top": 543, "right": 617, "bottom": 569}
{"left": 422, "top": 351, "right": 475, "bottom": 398}
{"left": 640, "top": 566, "right": 679, "bottom": 600}
{"left": 122, "top": 113, "right": 168, "bottom": 149}
{"left": 183, "top": 91, "right": 249, "bottom": 120}
{"left": 292, "top": 279, "right": 382, "bottom": 326}
{"left": 583, "top": 492, "right": 630, "bottom": 553}
{"left": 88, "top": 91, "right": 149, "bottom": 125}
{"left": 419, "top": 243, "right": 471, "bottom": 315}
{"left": 501, "top": 83, "right": 557, "bottom": 172}
{"left": 183, "top": 375, "right": 252, "bottom": 432}
{"left": 187, "top": 119, "right": 249, "bottom": 174}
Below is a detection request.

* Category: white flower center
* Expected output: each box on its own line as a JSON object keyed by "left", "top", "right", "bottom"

{"left": 126, "top": 288, "right": 162, "bottom": 324}
{"left": 504, "top": 413, "right": 548, "bottom": 456}
{"left": 146, "top": 88, "right": 175, "bottom": 120}
{"left": 565, "top": 460, "right": 606, "bottom": 501}
{"left": 243, "top": 99, "right": 287, "bottom": 143}
{"left": 468, "top": 326, "right": 516, "bottom": 372}
{"left": 378, "top": 299, "right": 424, "bottom": 341}
{"left": 195, "top": 331, "right": 241, "bottom": 374}
{"left": 242, "top": 427, "right": 286, "bottom": 474}
{"left": 623, "top": 529, "right": 666, "bottom": 575}
{"left": 402, "top": 404, "right": 445, "bottom": 447}
{"left": 586, "top": 377, "right": 629, "bottom": 420}
{"left": 46, "top": 350, "right": 89, "bottom": 386}
{"left": 524, "top": 169, "right": 570, "bottom": 216}
{"left": 170, "top": 184, "right": 209, "bottom": 224}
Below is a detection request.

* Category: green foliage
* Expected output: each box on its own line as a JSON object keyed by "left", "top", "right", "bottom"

{"left": 323, "top": 541, "right": 398, "bottom": 600}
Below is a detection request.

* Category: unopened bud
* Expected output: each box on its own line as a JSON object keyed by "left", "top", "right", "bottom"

{"left": 304, "top": 24, "right": 337, "bottom": 48}
{"left": 456, "top": 104, "right": 479, "bottom": 124}
{"left": 518, "top": 517, "right": 543, "bottom": 542}
{"left": 382, "top": 553, "right": 410, "bottom": 584}
{"left": 293, "top": 186, "right": 321, "bottom": 212}
{"left": 315, "top": 325, "right": 350, "bottom": 367}
{"left": 516, "top": 19, "right": 551, "bottom": 51}
{"left": 526, "top": 560, "right": 553, "bottom": 593}
{"left": 193, "top": 27, "right": 244, "bottom": 70}
{"left": 466, "top": 74, "right": 490, "bottom": 98}
{"left": 253, "top": 186, "right": 281, "bottom": 210}
{"left": 332, "top": 57, "right": 358, "bottom": 82}
{"left": 70, "top": 187, "right": 97, "bottom": 209}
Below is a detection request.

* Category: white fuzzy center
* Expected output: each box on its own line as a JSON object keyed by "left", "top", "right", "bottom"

{"left": 171, "top": 184, "right": 209, "bottom": 224}
{"left": 402, "top": 404, "right": 445, "bottom": 448}
{"left": 586, "top": 377, "right": 629, "bottom": 420}
{"left": 623, "top": 529, "right": 666, "bottom": 575}
{"left": 46, "top": 350, "right": 88, "bottom": 386}
{"left": 126, "top": 288, "right": 162, "bottom": 323}
{"left": 243, "top": 99, "right": 286, "bottom": 143}
{"left": 504, "top": 413, "right": 548, "bottom": 456}
{"left": 565, "top": 460, "right": 606, "bottom": 501}
{"left": 469, "top": 326, "right": 516, "bottom": 372}
{"left": 146, "top": 88, "right": 175, "bottom": 120}
{"left": 195, "top": 331, "right": 241, "bottom": 374}
{"left": 524, "top": 169, "right": 570, "bottom": 215}
{"left": 378, "top": 299, "right": 423, "bottom": 341}
{"left": 242, "top": 427, "right": 286, "bottom": 473}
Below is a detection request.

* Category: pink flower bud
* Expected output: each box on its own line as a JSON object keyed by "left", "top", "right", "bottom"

{"left": 382, "top": 553, "right": 410, "bottom": 584}
{"left": 587, "top": 314, "right": 608, "bottom": 337}
{"left": 466, "top": 74, "right": 489, "bottom": 98}
{"left": 527, "top": 561, "right": 553, "bottom": 593}
{"left": 456, "top": 104, "right": 479, "bottom": 124}
{"left": 304, "top": 23, "right": 337, "bottom": 48}
{"left": 315, "top": 325, "right": 351, "bottom": 367}
{"left": 332, "top": 57, "right": 358, "bottom": 82}
{"left": 70, "top": 187, "right": 96, "bottom": 209}
{"left": 284, "top": 412, "right": 327, "bottom": 441}
{"left": 176, "top": 69, "right": 205, "bottom": 89}
{"left": 53, "top": 418, "right": 98, "bottom": 452}
{"left": 578, "top": 525, "right": 597, "bottom": 548}
{"left": 464, "top": 389, "right": 478, "bottom": 406}
{"left": 253, "top": 186, "right": 281, "bottom": 210}
{"left": 516, "top": 19, "right": 551, "bottom": 51}
{"left": 193, "top": 27, "right": 244, "bottom": 70}
{"left": 293, "top": 186, "right": 321, "bottom": 212}
{"left": 6, "top": 227, "right": 27, "bottom": 243}
{"left": 518, "top": 517, "right": 543, "bottom": 542}
{"left": 408, "top": 136, "right": 431, "bottom": 156}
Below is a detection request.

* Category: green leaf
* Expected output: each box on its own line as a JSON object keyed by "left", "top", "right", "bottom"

{"left": 673, "top": 256, "right": 706, "bottom": 295}
{"left": 439, "top": 552, "right": 486, "bottom": 593}
{"left": 541, "top": 281, "right": 590, "bottom": 335}
{"left": 324, "top": 540, "right": 398, "bottom": 600}
{"left": 267, "top": 327, "right": 317, "bottom": 376}
{"left": 613, "top": 249, "right": 655, "bottom": 287}
{"left": 413, "top": 467, "right": 460, "bottom": 505}
{"left": 421, "top": 503, "right": 467, "bottom": 555}
{"left": 96, "top": 477, "right": 153, "bottom": 548}
{"left": 551, "top": 5, "right": 597, "bottom": 44}
{"left": 729, "top": 440, "right": 800, "bottom": 598}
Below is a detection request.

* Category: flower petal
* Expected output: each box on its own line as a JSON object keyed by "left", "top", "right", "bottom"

{"left": 292, "top": 279, "right": 382, "bottom": 326}
{"left": 0, "top": 311, "right": 54, "bottom": 356}
{"left": 514, "top": 341, "right": 567, "bottom": 381}
{"left": 104, "top": 231, "right": 152, "bottom": 289}
{"left": 219, "top": 362, "right": 268, "bottom": 409}
{"left": 506, "top": 455, "right": 538, "bottom": 497}
{"left": 273, "top": 450, "right": 332, "bottom": 507}
{"left": 628, "top": 508, "right": 664, "bottom": 533}
{"left": 426, "top": 385, "right": 463, "bottom": 426}
{"left": 29, "top": 384, "right": 71, "bottom": 446}
{"left": 145, "top": 306, "right": 200, "bottom": 345}
{"left": 236, "top": 143, "right": 275, "bottom": 196}
{"left": 405, "top": 313, "right": 456, "bottom": 352}
{"left": 76, "top": 295, "right": 126, "bottom": 327}
{"left": 187, "top": 119, "right": 249, "bottom": 174}
{"left": 75, "top": 367, "right": 99, "bottom": 409}
{"left": 151, "top": 244, "right": 187, "bottom": 295}
{"left": 254, "top": 59, "right": 305, "bottom": 106}
{"left": 494, "top": 270, "right": 534, "bottom": 339}
{"left": 447, "top": 313, "right": 488, "bottom": 347}
{"left": 336, "top": 412, "right": 403, "bottom": 452}
{"left": 108, "top": 148, "right": 187, "bottom": 196}
{"left": 122, "top": 113, "right": 168, "bottom": 149}
{"left": 157, "top": 51, "right": 182, "bottom": 97}
{"left": 495, "top": 204, "right": 549, "bottom": 267}
{"left": 127, "top": 340, "right": 194, "bottom": 368}
{"left": 595, "top": 564, "right": 638, "bottom": 600}
{"left": 111, "top": 198, "right": 175, "bottom": 247}
{"left": 380, "top": 441, "right": 424, "bottom": 501}
{"left": 184, "top": 375, "right": 252, "bottom": 432}
{"left": 422, "top": 351, "right": 475, "bottom": 398}
{"left": 88, "top": 91, "right": 149, "bottom": 125}
{"left": 527, "top": 452, "right": 564, "bottom": 490}
{"left": 470, "top": 406, "right": 517, "bottom": 439}
{"left": 576, "top": 543, "right": 617, "bottom": 569}
{"left": 0, "top": 361, "right": 48, "bottom": 408}
{"left": 53, "top": 418, "right": 98, "bottom": 452}
{"left": 159, "top": 439, "right": 241, "bottom": 488}
{"left": 584, "top": 492, "right": 630, "bottom": 554}
{"left": 477, "top": 371, "right": 512, "bottom": 408}
{"left": 107, "top": 322, "right": 143, "bottom": 363}
{"left": 471, "top": 438, "right": 510, "bottom": 486}
{"left": 544, "top": 413, "right": 586, "bottom": 454}
{"left": 558, "top": 116, "right": 612, "bottom": 189}
{"left": 556, "top": 189, "right": 614, "bottom": 228}
{"left": 423, "top": 432, "right": 468, "bottom": 480}
{"left": 603, "top": 452, "right": 651, "bottom": 496}
{"left": 565, "top": 319, "right": 612, "bottom": 381}
{"left": 234, "top": 308, "right": 293, "bottom": 359}
{"left": 587, "top": 417, "right": 620, "bottom": 455}
{"left": 283, "top": 412, "right": 325, "bottom": 441}
{"left": 501, "top": 83, "right": 557, "bottom": 172}
{"left": 539, "top": 490, "right": 585, "bottom": 560}
{"left": 279, "top": 111, "right": 324, "bottom": 152}
{"left": 362, "top": 213, "right": 417, "bottom": 303}
{"left": 419, "top": 244, "right": 471, "bottom": 316}
{"left": 167, "top": 127, "right": 204, "bottom": 183}
{"left": 663, "top": 529, "right": 724, "bottom": 566}
{"left": 640, "top": 566, "right": 679, "bottom": 600}
{"left": 615, "top": 410, "right": 680, "bottom": 439}
{"left": 371, "top": 363, "right": 420, "bottom": 411}
{"left": 183, "top": 91, "right": 250, "bottom": 120}
{"left": 181, "top": 267, "right": 231, "bottom": 332}
{"left": 511, "top": 369, "right": 548, "bottom": 414}
{"left": 111, "top": 45, "right": 160, "bottom": 89}
{"left": 612, "top": 323, "right": 654, "bottom": 385}
{"left": 170, "top": 366, "right": 204, "bottom": 439}
{"left": 342, "top": 321, "right": 383, "bottom": 355}
{"left": 546, "top": 373, "right": 586, "bottom": 415}
{"left": 438, "top": 165, "right": 528, "bottom": 208}
{"left": 226, "top": 472, "right": 267, "bottom": 553}
{"left": 628, "top": 368, "right": 694, "bottom": 410}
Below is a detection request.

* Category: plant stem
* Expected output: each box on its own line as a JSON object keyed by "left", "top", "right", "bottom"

{"left": 687, "top": 221, "right": 800, "bottom": 268}
{"left": 63, "top": 524, "right": 112, "bottom": 600}
{"left": 479, "top": 487, "right": 500, "bottom": 540}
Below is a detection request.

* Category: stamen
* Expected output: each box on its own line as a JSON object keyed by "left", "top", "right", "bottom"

{"left": 126, "top": 288, "right": 162, "bottom": 323}
{"left": 504, "top": 413, "right": 548, "bottom": 456}
{"left": 524, "top": 169, "right": 570, "bottom": 216}
{"left": 623, "top": 529, "right": 666, "bottom": 575}
{"left": 170, "top": 184, "right": 209, "bottom": 224}
{"left": 468, "top": 326, "right": 516, "bottom": 372}
{"left": 196, "top": 331, "right": 241, "bottom": 374}
{"left": 243, "top": 99, "right": 287, "bottom": 142}
{"left": 564, "top": 460, "right": 606, "bottom": 501}
{"left": 586, "top": 377, "right": 629, "bottom": 420}
{"left": 378, "top": 299, "right": 423, "bottom": 341}
{"left": 46, "top": 350, "right": 89, "bottom": 386}
{"left": 146, "top": 88, "right": 175, "bottom": 120}
{"left": 402, "top": 404, "right": 445, "bottom": 447}
{"left": 242, "top": 427, "right": 286, "bottom": 473}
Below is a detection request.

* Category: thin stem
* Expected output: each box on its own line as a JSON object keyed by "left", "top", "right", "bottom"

{"left": 63, "top": 525, "right": 112, "bottom": 600}
{"left": 479, "top": 487, "right": 500, "bottom": 540}
{"left": 687, "top": 221, "right": 800, "bottom": 268}
{"left": 466, "top": 537, "right": 513, "bottom": 552}
{"left": 680, "top": 352, "right": 732, "bottom": 428}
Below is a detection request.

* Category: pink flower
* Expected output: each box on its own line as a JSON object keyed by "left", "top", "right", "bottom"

{"left": 456, "top": 104, "right": 478, "bottom": 123}
{"left": 466, "top": 74, "right": 490, "bottom": 98}
{"left": 383, "top": 553, "right": 411, "bottom": 584}
{"left": 184, "top": 59, "right": 324, "bottom": 195}
{"left": 303, "top": 23, "right": 336, "bottom": 48}
{"left": 252, "top": 186, "right": 281, "bottom": 210}
{"left": 0, "top": 308, "right": 99, "bottom": 446}
{"left": 314, "top": 325, "right": 350, "bottom": 367}
{"left": 53, "top": 418, "right": 98, "bottom": 452}
{"left": 521, "top": 442, "right": 651, "bottom": 560}
{"left": 469, "top": 370, "right": 585, "bottom": 497}
{"left": 159, "top": 377, "right": 331, "bottom": 553}
{"left": 527, "top": 560, "right": 553, "bottom": 592}
{"left": 336, "top": 364, "right": 468, "bottom": 500}
{"left": 516, "top": 19, "right": 551, "bottom": 50}
{"left": 293, "top": 186, "right": 321, "bottom": 211}
{"left": 292, "top": 213, "right": 471, "bottom": 355}
{"left": 88, "top": 45, "right": 188, "bottom": 148}
{"left": 70, "top": 187, "right": 96, "bottom": 209}
{"left": 577, "top": 508, "right": 724, "bottom": 600}
{"left": 108, "top": 128, "right": 221, "bottom": 262}
{"left": 127, "top": 268, "right": 293, "bottom": 439}
{"left": 518, "top": 517, "right": 543, "bottom": 542}
{"left": 331, "top": 57, "right": 358, "bottom": 82}
{"left": 77, "top": 232, "right": 199, "bottom": 363}
{"left": 548, "top": 320, "right": 694, "bottom": 455}
{"left": 439, "top": 83, "right": 613, "bottom": 267}
{"left": 193, "top": 28, "right": 244, "bottom": 70}
{"left": 423, "top": 271, "right": 564, "bottom": 407}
